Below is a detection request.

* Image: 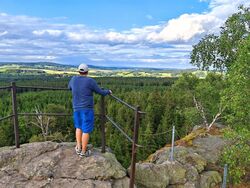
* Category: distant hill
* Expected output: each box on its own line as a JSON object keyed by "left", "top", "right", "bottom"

{"left": 0, "top": 62, "right": 203, "bottom": 77}
{"left": 0, "top": 61, "right": 196, "bottom": 71}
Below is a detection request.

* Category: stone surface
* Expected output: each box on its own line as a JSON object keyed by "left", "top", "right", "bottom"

{"left": 183, "top": 164, "right": 199, "bottom": 182}
{"left": 0, "top": 141, "right": 131, "bottom": 188}
{"left": 153, "top": 146, "right": 207, "bottom": 173}
{"left": 132, "top": 129, "right": 227, "bottom": 188}
{"left": 0, "top": 128, "right": 228, "bottom": 188}
{"left": 191, "top": 135, "right": 227, "bottom": 165}
{"left": 130, "top": 161, "right": 186, "bottom": 188}
{"left": 200, "top": 171, "right": 222, "bottom": 188}
{"left": 163, "top": 161, "right": 186, "bottom": 185}
{"left": 113, "top": 177, "right": 132, "bottom": 188}
{"left": 168, "top": 181, "right": 199, "bottom": 188}
{"left": 132, "top": 162, "right": 170, "bottom": 188}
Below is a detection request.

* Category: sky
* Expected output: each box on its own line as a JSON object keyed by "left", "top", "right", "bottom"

{"left": 0, "top": 0, "right": 249, "bottom": 68}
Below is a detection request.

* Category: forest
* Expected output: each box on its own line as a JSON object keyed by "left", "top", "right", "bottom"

{"left": 0, "top": 6, "right": 249, "bottom": 185}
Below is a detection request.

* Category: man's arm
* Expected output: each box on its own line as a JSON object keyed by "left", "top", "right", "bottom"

{"left": 91, "top": 79, "right": 111, "bottom": 96}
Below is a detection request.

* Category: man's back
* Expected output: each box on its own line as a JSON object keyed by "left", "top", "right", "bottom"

{"left": 68, "top": 76, "right": 109, "bottom": 110}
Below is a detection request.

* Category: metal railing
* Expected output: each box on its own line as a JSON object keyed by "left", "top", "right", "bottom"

{"left": 0, "top": 82, "right": 145, "bottom": 188}
{"left": 102, "top": 94, "right": 145, "bottom": 188}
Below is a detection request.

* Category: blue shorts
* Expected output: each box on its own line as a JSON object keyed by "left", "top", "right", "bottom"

{"left": 73, "top": 109, "right": 94, "bottom": 133}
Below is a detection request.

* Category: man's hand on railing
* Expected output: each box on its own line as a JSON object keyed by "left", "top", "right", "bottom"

{"left": 109, "top": 90, "right": 112, "bottom": 95}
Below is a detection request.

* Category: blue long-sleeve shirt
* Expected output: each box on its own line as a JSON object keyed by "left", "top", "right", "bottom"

{"left": 68, "top": 76, "right": 110, "bottom": 110}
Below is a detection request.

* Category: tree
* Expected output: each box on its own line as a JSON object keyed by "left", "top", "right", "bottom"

{"left": 191, "top": 34, "right": 222, "bottom": 70}
{"left": 171, "top": 73, "right": 225, "bottom": 130}
{"left": 222, "top": 36, "right": 250, "bottom": 130}
{"left": 191, "top": 6, "right": 250, "bottom": 71}
{"left": 45, "top": 104, "right": 68, "bottom": 134}
{"left": 194, "top": 73, "right": 226, "bottom": 129}
{"left": 30, "top": 106, "right": 55, "bottom": 141}
{"left": 219, "top": 6, "right": 250, "bottom": 69}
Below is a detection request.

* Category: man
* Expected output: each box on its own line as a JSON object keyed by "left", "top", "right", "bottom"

{"left": 68, "top": 64, "right": 111, "bottom": 157}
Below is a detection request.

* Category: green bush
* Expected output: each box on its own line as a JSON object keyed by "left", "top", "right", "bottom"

{"left": 220, "top": 128, "right": 250, "bottom": 184}
{"left": 29, "top": 132, "right": 66, "bottom": 143}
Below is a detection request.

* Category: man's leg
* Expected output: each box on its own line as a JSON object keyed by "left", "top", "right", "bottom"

{"left": 76, "top": 128, "right": 82, "bottom": 149}
{"left": 81, "top": 132, "right": 89, "bottom": 152}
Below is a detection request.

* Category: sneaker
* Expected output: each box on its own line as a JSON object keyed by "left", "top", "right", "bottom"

{"left": 75, "top": 146, "right": 81, "bottom": 155}
{"left": 79, "top": 149, "right": 91, "bottom": 158}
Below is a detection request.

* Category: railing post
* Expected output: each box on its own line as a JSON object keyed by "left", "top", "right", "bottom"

{"left": 221, "top": 164, "right": 228, "bottom": 188}
{"left": 100, "top": 95, "right": 106, "bottom": 153}
{"left": 170, "top": 125, "right": 175, "bottom": 162}
{"left": 130, "top": 106, "right": 140, "bottom": 188}
{"left": 11, "top": 82, "right": 20, "bottom": 148}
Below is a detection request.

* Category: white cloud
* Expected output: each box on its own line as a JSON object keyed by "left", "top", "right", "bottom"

{"left": 145, "top": 0, "right": 249, "bottom": 43}
{"left": 33, "top": 29, "right": 62, "bottom": 37}
{"left": 0, "top": 0, "right": 249, "bottom": 68}
{"left": 22, "top": 55, "right": 57, "bottom": 60}
{"left": 0, "top": 31, "right": 8, "bottom": 36}
{"left": 147, "top": 13, "right": 221, "bottom": 42}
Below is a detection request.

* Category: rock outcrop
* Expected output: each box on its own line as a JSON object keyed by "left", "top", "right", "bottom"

{"left": 131, "top": 127, "right": 228, "bottom": 188}
{"left": 0, "top": 126, "right": 230, "bottom": 188}
{"left": 0, "top": 142, "right": 131, "bottom": 188}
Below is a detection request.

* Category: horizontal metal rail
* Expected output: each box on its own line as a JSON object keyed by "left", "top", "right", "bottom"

{"left": 109, "top": 94, "right": 146, "bottom": 114}
{"left": 105, "top": 115, "right": 143, "bottom": 147}
{"left": 106, "top": 115, "right": 134, "bottom": 143}
{"left": 17, "top": 86, "right": 69, "bottom": 91}
{"left": 18, "top": 112, "right": 101, "bottom": 117}
{"left": 0, "top": 85, "right": 146, "bottom": 115}
{"left": 0, "top": 86, "right": 11, "bottom": 90}
{"left": 0, "top": 115, "right": 14, "bottom": 121}
{"left": 138, "top": 111, "right": 146, "bottom": 115}
{"left": 18, "top": 113, "right": 72, "bottom": 116}
{"left": 110, "top": 94, "right": 136, "bottom": 111}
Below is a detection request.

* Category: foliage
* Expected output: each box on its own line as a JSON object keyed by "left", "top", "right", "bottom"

{"left": 191, "top": 34, "right": 222, "bottom": 70}
{"left": 29, "top": 132, "right": 66, "bottom": 142}
{"left": 222, "top": 36, "right": 250, "bottom": 130}
{"left": 190, "top": 6, "right": 250, "bottom": 184}
{"left": 221, "top": 128, "right": 250, "bottom": 184}
{"left": 219, "top": 5, "right": 250, "bottom": 69}
{"left": 171, "top": 73, "right": 225, "bottom": 129}
{"left": 191, "top": 6, "right": 250, "bottom": 71}
{"left": 222, "top": 37, "right": 250, "bottom": 183}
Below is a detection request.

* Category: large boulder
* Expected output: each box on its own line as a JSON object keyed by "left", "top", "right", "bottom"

{"left": 130, "top": 161, "right": 186, "bottom": 188}
{"left": 132, "top": 128, "right": 227, "bottom": 188}
{"left": 200, "top": 171, "right": 222, "bottom": 188}
{"left": 131, "top": 162, "right": 170, "bottom": 188}
{"left": 191, "top": 135, "right": 227, "bottom": 166}
{"left": 0, "top": 142, "right": 131, "bottom": 188}
{"left": 153, "top": 146, "right": 207, "bottom": 173}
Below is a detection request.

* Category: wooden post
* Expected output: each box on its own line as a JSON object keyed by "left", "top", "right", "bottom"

{"left": 100, "top": 95, "right": 106, "bottom": 153}
{"left": 11, "top": 82, "right": 20, "bottom": 148}
{"left": 129, "top": 106, "right": 140, "bottom": 188}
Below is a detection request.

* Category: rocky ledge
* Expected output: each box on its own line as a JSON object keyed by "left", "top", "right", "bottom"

{"left": 0, "top": 142, "right": 131, "bottom": 188}
{"left": 131, "top": 126, "right": 229, "bottom": 188}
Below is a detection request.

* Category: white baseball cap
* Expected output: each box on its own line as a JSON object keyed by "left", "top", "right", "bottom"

{"left": 78, "top": 64, "right": 89, "bottom": 73}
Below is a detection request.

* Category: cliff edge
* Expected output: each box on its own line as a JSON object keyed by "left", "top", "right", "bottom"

{"left": 0, "top": 142, "right": 131, "bottom": 188}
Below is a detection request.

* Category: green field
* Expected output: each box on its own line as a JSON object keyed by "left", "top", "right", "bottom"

{"left": 0, "top": 62, "right": 207, "bottom": 78}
